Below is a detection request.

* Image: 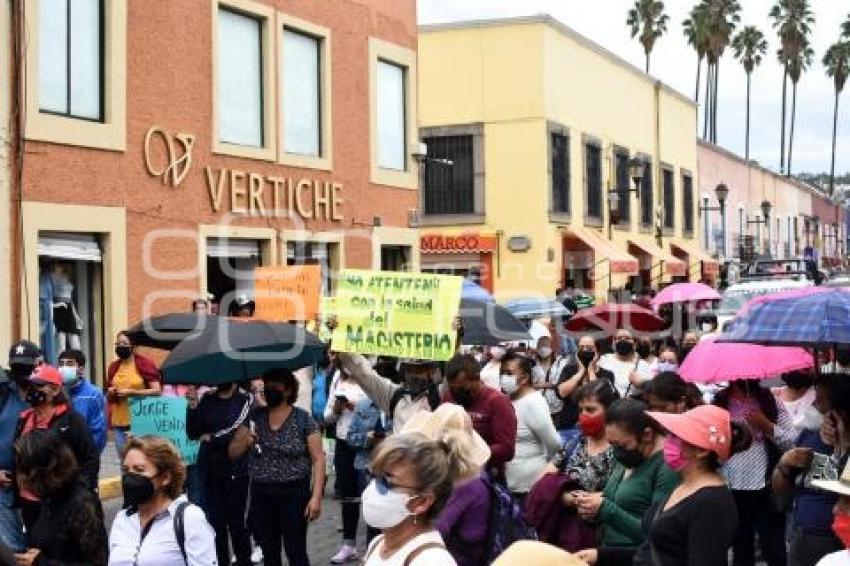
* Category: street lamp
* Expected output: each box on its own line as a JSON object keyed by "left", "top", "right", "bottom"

{"left": 746, "top": 200, "right": 773, "bottom": 258}
{"left": 699, "top": 182, "right": 729, "bottom": 257}
{"left": 607, "top": 157, "right": 644, "bottom": 238}
{"left": 628, "top": 157, "right": 644, "bottom": 197}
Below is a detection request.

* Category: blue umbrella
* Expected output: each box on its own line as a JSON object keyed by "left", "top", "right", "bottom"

{"left": 462, "top": 279, "right": 494, "bottom": 303}
{"left": 720, "top": 289, "right": 850, "bottom": 347}
{"left": 503, "top": 297, "right": 570, "bottom": 320}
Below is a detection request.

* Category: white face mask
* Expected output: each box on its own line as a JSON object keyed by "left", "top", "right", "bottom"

{"left": 500, "top": 374, "right": 518, "bottom": 396}
{"left": 490, "top": 347, "right": 506, "bottom": 361}
{"left": 656, "top": 361, "right": 678, "bottom": 374}
{"left": 538, "top": 347, "right": 553, "bottom": 359}
{"left": 361, "top": 479, "right": 415, "bottom": 530}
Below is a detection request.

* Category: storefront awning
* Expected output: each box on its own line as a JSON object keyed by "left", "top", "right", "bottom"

{"left": 38, "top": 232, "right": 102, "bottom": 262}
{"left": 207, "top": 237, "right": 261, "bottom": 258}
{"left": 670, "top": 240, "right": 720, "bottom": 277}
{"left": 565, "top": 226, "right": 639, "bottom": 275}
{"left": 627, "top": 236, "right": 687, "bottom": 277}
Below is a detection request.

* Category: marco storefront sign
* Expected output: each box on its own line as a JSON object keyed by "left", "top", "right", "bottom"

{"left": 144, "top": 126, "right": 343, "bottom": 222}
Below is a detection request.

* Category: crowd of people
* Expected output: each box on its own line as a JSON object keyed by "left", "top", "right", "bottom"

{"left": 1, "top": 294, "right": 850, "bottom": 566}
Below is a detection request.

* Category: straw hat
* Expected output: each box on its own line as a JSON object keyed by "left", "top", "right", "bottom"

{"left": 492, "top": 541, "right": 586, "bottom": 566}
{"left": 400, "top": 404, "right": 490, "bottom": 478}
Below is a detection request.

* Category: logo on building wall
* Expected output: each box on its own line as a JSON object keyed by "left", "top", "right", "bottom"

{"left": 143, "top": 126, "right": 195, "bottom": 188}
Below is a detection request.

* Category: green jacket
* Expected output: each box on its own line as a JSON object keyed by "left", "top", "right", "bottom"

{"left": 599, "top": 450, "right": 680, "bottom": 547}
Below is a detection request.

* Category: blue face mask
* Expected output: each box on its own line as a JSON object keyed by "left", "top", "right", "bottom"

{"left": 59, "top": 366, "right": 80, "bottom": 385}
{"left": 656, "top": 361, "right": 678, "bottom": 374}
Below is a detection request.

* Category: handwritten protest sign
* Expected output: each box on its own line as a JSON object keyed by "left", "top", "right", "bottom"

{"left": 330, "top": 270, "right": 462, "bottom": 360}
{"left": 254, "top": 265, "right": 322, "bottom": 321}
{"left": 130, "top": 397, "right": 199, "bottom": 465}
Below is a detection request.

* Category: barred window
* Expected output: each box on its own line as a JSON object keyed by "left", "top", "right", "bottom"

{"left": 615, "top": 152, "right": 630, "bottom": 223}
{"left": 423, "top": 135, "right": 474, "bottom": 215}
{"left": 585, "top": 143, "right": 602, "bottom": 219}
{"left": 663, "top": 169, "right": 675, "bottom": 229}
{"left": 640, "top": 160, "right": 653, "bottom": 227}
{"left": 551, "top": 133, "right": 570, "bottom": 214}
{"left": 683, "top": 174, "right": 694, "bottom": 233}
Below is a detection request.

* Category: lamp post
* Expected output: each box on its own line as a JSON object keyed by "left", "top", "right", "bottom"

{"left": 607, "top": 157, "right": 644, "bottom": 239}
{"left": 746, "top": 200, "right": 772, "bottom": 258}
{"left": 699, "top": 182, "right": 729, "bottom": 258}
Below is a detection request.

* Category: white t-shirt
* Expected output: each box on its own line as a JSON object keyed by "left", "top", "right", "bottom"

{"left": 505, "top": 390, "right": 563, "bottom": 494}
{"left": 364, "top": 530, "right": 456, "bottom": 566}
{"left": 817, "top": 549, "right": 850, "bottom": 565}
{"left": 480, "top": 361, "right": 502, "bottom": 390}
{"left": 598, "top": 354, "right": 651, "bottom": 397}
{"left": 324, "top": 373, "right": 367, "bottom": 439}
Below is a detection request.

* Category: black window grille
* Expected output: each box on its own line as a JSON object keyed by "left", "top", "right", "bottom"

{"left": 663, "top": 169, "right": 675, "bottom": 229}
{"left": 683, "top": 174, "right": 694, "bottom": 233}
{"left": 423, "top": 135, "right": 474, "bottom": 215}
{"left": 551, "top": 133, "right": 570, "bottom": 214}
{"left": 640, "top": 160, "right": 653, "bottom": 227}
{"left": 585, "top": 143, "right": 602, "bottom": 219}
{"left": 615, "top": 152, "right": 630, "bottom": 223}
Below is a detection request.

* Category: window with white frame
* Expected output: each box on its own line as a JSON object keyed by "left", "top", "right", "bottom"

{"left": 282, "top": 29, "right": 321, "bottom": 156}
{"left": 217, "top": 8, "right": 264, "bottom": 147}
{"left": 376, "top": 60, "right": 407, "bottom": 171}
{"left": 39, "top": 0, "right": 103, "bottom": 120}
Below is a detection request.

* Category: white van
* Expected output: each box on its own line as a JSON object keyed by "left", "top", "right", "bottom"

{"left": 716, "top": 277, "right": 814, "bottom": 332}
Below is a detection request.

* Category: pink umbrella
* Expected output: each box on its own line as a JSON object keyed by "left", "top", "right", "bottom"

{"left": 651, "top": 283, "right": 721, "bottom": 308}
{"left": 679, "top": 336, "right": 814, "bottom": 384}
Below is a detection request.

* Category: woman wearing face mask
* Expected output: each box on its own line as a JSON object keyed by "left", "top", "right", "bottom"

{"left": 714, "top": 379, "right": 797, "bottom": 566}
{"left": 106, "top": 332, "right": 162, "bottom": 457}
{"left": 13, "top": 365, "right": 99, "bottom": 531}
{"left": 229, "top": 368, "right": 326, "bottom": 566}
{"left": 108, "top": 435, "right": 217, "bottom": 565}
{"left": 556, "top": 336, "right": 616, "bottom": 445}
{"left": 573, "top": 398, "right": 679, "bottom": 552}
{"left": 598, "top": 330, "right": 652, "bottom": 398}
{"left": 650, "top": 347, "right": 679, "bottom": 376}
{"left": 577, "top": 405, "right": 750, "bottom": 565}
{"left": 186, "top": 381, "right": 254, "bottom": 566}
{"left": 772, "top": 369, "right": 817, "bottom": 437}
{"left": 480, "top": 345, "right": 507, "bottom": 390}
{"left": 12, "top": 431, "right": 107, "bottom": 566}
{"left": 362, "top": 420, "right": 485, "bottom": 566}
{"left": 501, "top": 351, "right": 563, "bottom": 500}
{"left": 642, "top": 371, "right": 703, "bottom": 414}
{"left": 533, "top": 336, "right": 573, "bottom": 433}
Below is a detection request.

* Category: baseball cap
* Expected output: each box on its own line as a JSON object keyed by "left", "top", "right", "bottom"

{"left": 29, "top": 364, "right": 62, "bottom": 387}
{"left": 647, "top": 405, "right": 732, "bottom": 462}
{"left": 813, "top": 457, "right": 850, "bottom": 497}
{"left": 8, "top": 340, "right": 41, "bottom": 366}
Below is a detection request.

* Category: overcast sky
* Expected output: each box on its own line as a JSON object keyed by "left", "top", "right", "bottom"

{"left": 418, "top": 0, "right": 850, "bottom": 176}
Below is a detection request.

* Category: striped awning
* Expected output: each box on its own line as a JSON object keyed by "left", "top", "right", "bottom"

{"left": 627, "top": 236, "right": 687, "bottom": 277}
{"left": 564, "top": 226, "right": 639, "bottom": 275}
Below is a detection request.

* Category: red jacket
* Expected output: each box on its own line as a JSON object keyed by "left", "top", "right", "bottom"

{"left": 106, "top": 354, "right": 161, "bottom": 388}
{"left": 443, "top": 386, "right": 517, "bottom": 473}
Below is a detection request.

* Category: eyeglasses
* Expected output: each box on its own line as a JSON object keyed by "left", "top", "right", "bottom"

{"left": 374, "top": 473, "right": 419, "bottom": 495}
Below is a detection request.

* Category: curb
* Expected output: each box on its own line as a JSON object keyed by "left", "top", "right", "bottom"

{"left": 99, "top": 476, "right": 122, "bottom": 501}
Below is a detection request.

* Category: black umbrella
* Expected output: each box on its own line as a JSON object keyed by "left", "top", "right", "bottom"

{"left": 458, "top": 299, "right": 531, "bottom": 346}
{"left": 161, "top": 319, "right": 325, "bottom": 384}
{"left": 125, "top": 313, "right": 221, "bottom": 350}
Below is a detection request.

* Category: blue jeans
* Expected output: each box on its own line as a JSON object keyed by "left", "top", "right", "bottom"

{"left": 0, "top": 488, "right": 25, "bottom": 552}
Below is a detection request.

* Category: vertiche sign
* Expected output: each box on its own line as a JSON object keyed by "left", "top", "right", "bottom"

{"left": 143, "top": 126, "right": 344, "bottom": 222}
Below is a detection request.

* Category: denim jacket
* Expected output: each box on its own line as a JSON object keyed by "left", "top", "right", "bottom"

{"left": 346, "top": 398, "right": 384, "bottom": 470}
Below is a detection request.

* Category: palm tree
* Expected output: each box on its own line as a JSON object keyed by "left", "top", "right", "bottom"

{"left": 683, "top": 4, "right": 711, "bottom": 110}
{"left": 703, "top": 0, "right": 741, "bottom": 143}
{"left": 627, "top": 0, "right": 670, "bottom": 74}
{"left": 732, "top": 26, "right": 768, "bottom": 161}
{"left": 786, "top": 40, "right": 814, "bottom": 175}
{"left": 770, "top": 0, "right": 815, "bottom": 174}
{"left": 823, "top": 41, "right": 850, "bottom": 195}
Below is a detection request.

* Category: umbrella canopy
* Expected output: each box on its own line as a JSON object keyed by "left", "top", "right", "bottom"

{"left": 565, "top": 303, "right": 665, "bottom": 333}
{"left": 721, "top": 288, "right": 850, "bottom": 347}
{"left": 458, "top": 299, "right": 531, "bottom": 346}
{"left": 162, "top": 319, "right": 325, "bottom": 384}
{"left": 679, "top": 337, "right": 814, "bottom": 384}
{"left": 461, "top": 279, "right": 494, "bottom": 303}
{"left": 651, "top": 283, "right": 721, "bottom": 308}
{"left": 503, "top": 298, "right": 570, "bottom": 320}
{"left": 741, "top": 285, "right": 828, "bottom": 313}
{"left": 125, "top": 313, "right": 221, "bottom": 350}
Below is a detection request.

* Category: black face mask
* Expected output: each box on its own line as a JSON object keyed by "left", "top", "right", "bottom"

{"left": 636, "top": 344, "right": 652, "bottom": 359}
{"left": 612, "top": 444, "right": 645, "bottom": 469}
{"left": 9, "top": 364, "right": 34, "bottom": 384}
{"left": 122, "top": 472, "right": 155, "bottom": 507}
{"left": 615, "top": 341, "right": 634, "bottom": 356}
{"left": 405, "top": 376, "right": 431, "bottom": 397}
{"left": 782, "top": 374, "right": 813, "bottom": 390}
{"left": 264, "top": 388, "right": 286, "bottom": 408}
{"left": 578, "top": 351, "right": 596, "bottom": 367}
{"left": 25, "top": 389, "right": 47, "bottom": 407}
{"left": 452, "top": 389, "right": 474, "bottom": 408}
{"left": 115, "top": 346, "right": 132, "bottom": 360}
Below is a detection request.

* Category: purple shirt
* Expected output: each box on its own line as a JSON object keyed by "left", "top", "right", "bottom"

{"left": 435, "top": 475, "right": 490, "bottom": 566}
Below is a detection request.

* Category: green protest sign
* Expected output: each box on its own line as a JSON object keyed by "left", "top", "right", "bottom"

{"left": 330, "top": 270, "right": 463, "bottom": 360}
{"left": 130, "top": 396, "right": 199, "bottom": 465}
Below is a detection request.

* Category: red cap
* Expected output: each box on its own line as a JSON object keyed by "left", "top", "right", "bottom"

{"left": 29, "top": 364, "right": 62, "bottom": 387}
{"left": 647, "top": 405, "right": 732, "bottom": 462}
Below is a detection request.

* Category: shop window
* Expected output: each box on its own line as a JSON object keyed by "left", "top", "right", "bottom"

{"left": 282, "top": 28, "right": 321, "bottom": 156}
{"left": 640, "top": 159, "right": 653, "bottom": 228}
{"left": 423, "top": 135, "right": 474, "bottom": 215}
{"left": 39, "top": 0, "right": 103, "bottom": 120}
{"left": 585, "top": 142, "right": 602, "bottom": 219}
{"left": 662, "top": 168, "right": 675, "bottom": 230}
{"left": 206, "top": 238, "right": 261, "bottom": 315}
{"left": 217, "top": 7, "right": 264, "bottom": 147}
{"left": 551, "top": 131, "right": 570, "bottom": 214}
{"left": 37, "top": 233, "right": 102, "bottom": 369}
{"left": 376, "top": 60, "right": 407, "bottom": 171}
{"left": 380, "top": 245, "right": 411, "bottom": 272}
{"left": 287, "top": 241, "right": 335, "bottom": 294}
{"left": 683, "top": 173, "right": 694, "bottom": 234}
{"left": 615, "top": 151, "right": 630, "bottom": 224}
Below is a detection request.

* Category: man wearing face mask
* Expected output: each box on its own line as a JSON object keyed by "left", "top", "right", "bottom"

{"left": 556, "top": 336, "right": 615, "bottom": 444}
{"left": 598, "top": 330, "right": 651, "bottom": 398}
{"left": 57, "top": 349, "right": 107, "bottom": 454}
{"left": 337, "top": 353, "right": 441, "bottom": 434}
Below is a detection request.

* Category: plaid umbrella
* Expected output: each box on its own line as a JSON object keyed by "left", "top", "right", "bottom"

{"left": 720, "top": 288, "right": 850, "bottom": 347}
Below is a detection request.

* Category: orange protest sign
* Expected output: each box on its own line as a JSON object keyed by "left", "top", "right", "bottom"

{"left": 254, "top": 265, "right": 322, "bottom": 321}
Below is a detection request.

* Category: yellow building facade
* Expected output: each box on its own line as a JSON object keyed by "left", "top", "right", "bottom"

{"left": 417, "top": 16, "right": 714, "bottom": 302}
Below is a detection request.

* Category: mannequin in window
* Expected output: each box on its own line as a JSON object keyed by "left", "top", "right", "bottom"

{"left": 51, "top": 263, "right": 82, "bottom": 351}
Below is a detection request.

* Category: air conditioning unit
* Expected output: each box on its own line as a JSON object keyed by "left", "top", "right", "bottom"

{"left": 408, "top": 208, "right": 421, "bottom": 228}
